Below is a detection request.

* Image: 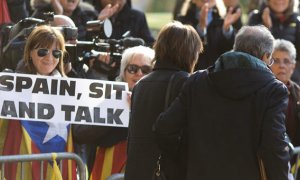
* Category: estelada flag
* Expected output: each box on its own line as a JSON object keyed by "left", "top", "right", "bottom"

{"left": 0, "top": 119, "right": 77, "bottom": 180}
{"left": 90, "top": 140, "right": 127, "bottom": 180}
{"left": 0, "top": 0, "right": 11, "bottom": 24}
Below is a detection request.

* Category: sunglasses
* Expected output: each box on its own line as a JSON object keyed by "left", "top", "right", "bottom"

{"left": 36, "top": 48, "right": 63, "bottom": 59}
{"left": 268, "top": 57, "right": 274, "bottom": 66}
{"left": 126, "top": 64, "right": 152, "bottom": 74}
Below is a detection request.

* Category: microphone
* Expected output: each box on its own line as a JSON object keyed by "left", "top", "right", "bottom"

{"left": 105, "top": 37, "right": 145, "bottom": 48}
{"left": 76, "top": 41, "right": 110, "bottom": 52}
{"left": 122, "top": 37, "right": 145, "bottom": 48}
{"left": 86, "top": 19, "right": 112, "bottom": 38}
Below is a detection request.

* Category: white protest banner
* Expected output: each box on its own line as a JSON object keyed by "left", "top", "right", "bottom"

{"left": 0, "top": 72, "right": 130, "bottom": 127}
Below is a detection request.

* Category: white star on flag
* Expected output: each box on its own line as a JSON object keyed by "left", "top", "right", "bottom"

{"left": 43, "top": 122, "right": 69, "bottom": 144}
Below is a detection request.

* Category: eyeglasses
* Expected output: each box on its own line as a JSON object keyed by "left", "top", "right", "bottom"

{"left": 272, "top": 58, "right": 294, "bottom": 66}
{"left": 126, "top": 64, "right": 152, "bottom": 74}
{"left": 36, "top": 48, "right": 63, "bottom": 59}
{"left": 268, "top": 57, "right": 274, "bottom": 66}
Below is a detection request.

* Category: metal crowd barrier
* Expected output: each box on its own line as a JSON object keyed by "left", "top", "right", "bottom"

{"left": 0, "top": 152, "right": 86, "bottom": 180}
{"left": 106, "top": 173, "right": 124, "bottom": 180}
{"left": 293, "top": 146, "right": 300, "bottom": 179}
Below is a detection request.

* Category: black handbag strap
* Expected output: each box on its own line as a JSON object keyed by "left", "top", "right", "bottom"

{"left": 164, "top": 71, "right": 190, "bottom": 109}
{"left": 164, "top": 72, "right": 177, "bottom": 110}
{"left": 153, "top": 72, "right": 181, "bottom": 179}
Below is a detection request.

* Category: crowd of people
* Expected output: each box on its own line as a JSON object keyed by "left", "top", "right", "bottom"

{"left": 0, "top": 0, "right": 300, "bottom": 180}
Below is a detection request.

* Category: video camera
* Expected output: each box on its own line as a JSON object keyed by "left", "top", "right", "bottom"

{"left": 65, "top": 19, "right": 145, "bottom": 79}
{"left": 65, "top": 36, "right": 145, "bottom": 63}
{"left": 0, "top": 12, "right": 79, "bottom": 71}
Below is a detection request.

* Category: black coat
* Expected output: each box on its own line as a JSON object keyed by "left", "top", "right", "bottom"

{"left": 155, "top": 52, "right": 291, "bottom": 180}
{"left": 89, "top": 1, "right": 154, "bottom": 46}
{"left": 125, "top": 60, "right": 189, "bottom": 180}
{"left": 104, "top": 4, "right": 155, "bottom": 46}
{"left": 7, "top": 0, "right": 29, "bottom": 23}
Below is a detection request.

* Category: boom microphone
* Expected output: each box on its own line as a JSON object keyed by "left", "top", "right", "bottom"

{"left": 105, "top": 37, "right": 145, "bottom": 48}
{"left": 122, "top": 37, "right": 145, "bottom": 48}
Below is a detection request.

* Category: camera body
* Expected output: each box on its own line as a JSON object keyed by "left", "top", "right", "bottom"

{"left": 64, "top": 20, "right": 144, "bottom": 79}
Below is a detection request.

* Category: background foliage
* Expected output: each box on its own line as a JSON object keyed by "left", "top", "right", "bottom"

{"left": 143, "top": 0, "right": 250, "bottom": 38}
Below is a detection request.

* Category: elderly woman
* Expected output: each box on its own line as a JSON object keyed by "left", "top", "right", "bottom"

{"left": 116, "top": 45, "right": 154, "bottom": 91}
{"left": 72, "top": 45, "right": 154, "bottom": 180}
{"left": 270, "top": 39, "right": 300, "bottom": 179}
{"left": 0, "top": 25, "right": 75, "bottom": 179}
{"left": 270, "top": 39, "right": 300, "bottom": 149}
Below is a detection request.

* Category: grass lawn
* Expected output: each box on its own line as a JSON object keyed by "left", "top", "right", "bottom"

{"left": 146, "top": 12, "right": 173, "bottom": 38}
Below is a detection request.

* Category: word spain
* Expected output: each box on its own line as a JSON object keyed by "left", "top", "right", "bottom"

{"left": 0, "top": 72, "right": 130, "bottom": 127}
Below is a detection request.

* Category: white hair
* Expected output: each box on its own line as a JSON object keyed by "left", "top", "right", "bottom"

{"left": 51, "top": 15, "right": 76, "bottom": 27}
{"left": 274, "top": 39, "right": 297, "bottom": 63}
{"left": 116, "top": 45, "right": 155, "bottom": 82}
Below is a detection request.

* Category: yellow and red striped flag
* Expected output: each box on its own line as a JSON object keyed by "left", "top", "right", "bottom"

{"left": 90, "top": 140, "right": 127, "bottom": 180}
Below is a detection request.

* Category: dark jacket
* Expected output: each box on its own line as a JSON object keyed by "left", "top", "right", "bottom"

{"left": 287, "top": 81, "right": 300, "bottom": 147}
{"left": 31, "top": 3, "right": 98, "bottom": 40}
{"left": 248, "top": 10, "right": 300, "bottom": 85}
{"left": 176, "top": 3, "right": 240, "bottom": 70}
{"left": 155, "top": 51, "right": 291, "bottom": 180}
{"left": 7, "top": 0, "right": 29, "bottom": 23}
{"left": 287, "top": 81, "right": 300, "bottom": 180}
{"left": 125, "top": 60, "right": 189, "bottom": 180}
{"left": 100, "top": 3, "right": 155, "bottom": 46}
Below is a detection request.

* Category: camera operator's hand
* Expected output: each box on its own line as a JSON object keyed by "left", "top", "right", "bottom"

{"left": 64, "top": 62, "right": 73, "bottom": 74}
{"left": 51, "top": 0, "right": 63, "bottom": 15}
{"left": 98, "top": 3, "right": 120, "bottom": 21}
{"left": 89, "top": 52, "right": 116, "bottom": 68}
{"left": 127, "top": 91, "right": 132, "bottom": 107}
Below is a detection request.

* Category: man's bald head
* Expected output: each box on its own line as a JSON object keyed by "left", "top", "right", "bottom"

{"left": 51, "top": 15, "right": 76, "bottom": 27}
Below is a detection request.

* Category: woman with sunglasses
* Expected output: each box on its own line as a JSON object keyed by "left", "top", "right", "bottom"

{"left": 117, "top": 45, "right": 154, "bottom": 91}
{"left": 16, "top": 25, "right": 66, "bottom": 76}
{"left": 125, "top": 21, "right": 203, "bottom": 180}
{"left": 72, "top": 45, "right": 154, "bottom": 179}
{"left": 0, "top": 25, "right": 74, "bottom": 179}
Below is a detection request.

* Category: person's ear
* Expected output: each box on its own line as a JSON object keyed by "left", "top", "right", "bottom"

{"left": 291, "top": 62, "right": 296, "bottom": 71}
{"left": 261, "top": 52, "right": 271, "bottom": 65}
